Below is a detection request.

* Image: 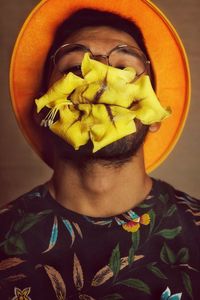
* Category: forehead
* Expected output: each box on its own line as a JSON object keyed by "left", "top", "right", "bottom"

{"left": 64, "top": 26, "right": 140, "bottom": 51}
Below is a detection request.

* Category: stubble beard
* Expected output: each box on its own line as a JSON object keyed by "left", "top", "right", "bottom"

{"left": 51, "top": 121, "right": 149, "bottom": 169}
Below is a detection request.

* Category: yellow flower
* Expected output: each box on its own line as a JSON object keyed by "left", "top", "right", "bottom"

{"left": 35, "top": 53, "right": 171, "bottom": 152}
{"left": 12, "top": 287, "right": 31, "bottom": 300}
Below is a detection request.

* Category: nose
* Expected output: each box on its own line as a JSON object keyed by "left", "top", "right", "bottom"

{"left": 92, "top": 54, "right": 109, "bottom": 65}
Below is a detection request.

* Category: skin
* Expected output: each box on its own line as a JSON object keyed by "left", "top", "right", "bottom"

{"left": 47, "top": 26, "right": 161, "bottom": 217}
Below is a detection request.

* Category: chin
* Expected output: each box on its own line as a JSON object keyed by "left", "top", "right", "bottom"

{"left": 50, "top": 124, "right": 149, "bottom": 168}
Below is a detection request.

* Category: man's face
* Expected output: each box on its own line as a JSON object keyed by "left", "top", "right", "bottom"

{"left": 47, "top": 26, "right": 150, "bottom": 167}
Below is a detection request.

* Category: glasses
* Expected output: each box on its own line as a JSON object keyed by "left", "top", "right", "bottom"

{"left": 51, "top": 43, "right": 150, "bottom": 80}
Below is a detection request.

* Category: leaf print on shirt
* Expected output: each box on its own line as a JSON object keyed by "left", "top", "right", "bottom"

{"left": 181, "top": 272, "right": 193, "bottom": 299}
{"left": 62, "top": 218, "right": 83, "bottom": 247}
{"left": 175, "top": 193, "right": 200, "bottom": 226}
{"left": 155, "top": 227, "right": 182, "bottom": 239}
{"left": 42, "top": 217, "right": 84, "bottom": 253}
{"left": 146, "top": 262, "right": 167, "bottom": 280}
{"left": 176, "top": 248, "right": 189, "bottom": 264}
{"left": 157, "top": 193, "right": 177, "bottom": 217}
{"left": 0, "top": 210, "right": 52, "bottom": 255}
{"left": 43, "top": 265, "right": 66, "bottom": 300}
{"left": 128, "top": 230, "right": 140, "bottom": 265}
{"left": 146, "top": 198, "right": 179, "bottom": 239}
{"left": 148, "top": 209, "right": 156, "bottom": 236}
{"left": 158, "top": 193, "right": 169, "bottom": 205}
{"left": 116, "top": 278, "right": 151, "bottom": 295}
{"left": 73, "top": 253, "right": 84, "bottom": 291}
{"left": 161, "top": 243, "right": 198, "bottom": 272}
{"left": 108, "top": 244, "right": 120, "bottom": 280}
{"left": 73, "top": 222, "right": 83, "bottom": 239}
{"left": 161, "top": 243, "right": 187, "bottom": 265}
{"left": 4, "top": 235, "right": 27, "bottom": 256}
{"left": 160, "top": 244, "right": 195, "bottom": 299}
{"left": 160, "top": 243, "right": 192, "bottom": 266}
{"left": 13, "top": 210, "right": 52, "bottom": 234}
{"left": 62, "top": 219, "right": 75, "bottom": 246}
{"left": 43, "top": 216, "right": 58, "bottom": 253}
{"left": 91, "top": 254, "right": 144, "bottom": 287}
{"left": 0, "top": 257, "right": 25, "bottom": 271}
{"left": 165, "top": 204, "right": 177, "bottom": 217}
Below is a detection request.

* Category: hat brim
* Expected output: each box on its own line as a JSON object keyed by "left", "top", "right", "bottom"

{"left": 10, "top": 0, "right": 191, "bottom": 172}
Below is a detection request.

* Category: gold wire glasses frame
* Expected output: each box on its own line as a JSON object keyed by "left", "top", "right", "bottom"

{"left": 51, "top": 43, "right": 151, "bottom": 79}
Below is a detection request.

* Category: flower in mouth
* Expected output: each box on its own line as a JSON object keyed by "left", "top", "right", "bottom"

{"left": 35, "top": 53, "right": 171, "bottom": 152}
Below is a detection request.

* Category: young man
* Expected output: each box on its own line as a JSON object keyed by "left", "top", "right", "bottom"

{"left": 0, "top": 1, "right": 199, "bottom": 299}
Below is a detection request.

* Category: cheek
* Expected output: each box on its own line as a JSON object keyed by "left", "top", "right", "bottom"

{"left": 48, "top": 69, "right": 63, "bottom": 88}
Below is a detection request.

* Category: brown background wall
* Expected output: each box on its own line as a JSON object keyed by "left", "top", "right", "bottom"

{"left": 0, "top": 0, "right": 199, "bottom": 206}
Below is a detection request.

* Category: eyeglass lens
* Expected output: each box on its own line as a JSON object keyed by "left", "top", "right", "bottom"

{"left": 54, "top": 44, "right": 88, "bottom": 76}
{"left": 54, "top": 44, "right": 147, "bottom": 77}
{"left": 109, "top": 47, "right": 146, "bottom": 76}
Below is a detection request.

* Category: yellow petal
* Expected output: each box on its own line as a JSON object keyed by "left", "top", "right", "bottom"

{"left": 70, "top": 82, "right": 101, "bottom": 104}
{"left": 64, "top": 121, "right": 90, "bottom": 149}
{"left": 106, "top": 65, "right": 136, "bottom": 85}
{"left": 81, "top": 53, "right": 108, "bottom": 82}
{"left": 35, "top": 72, "right": 84, "bottom": 112}
{"left": 90, "top": 105, "right": 137, "bottom": 152}
{"left": 82, "top": 54, "right": 137, "bottom": 107}
{"left": 78, "top": 104, "right": 105, "bottom": 134}
{"left": 50, "top": 107, "right": 89, "bottom": 150}
{"left": 135, "top": 100, "right": 171, "bottom": 124}
{"left": 98, "top": 68, "right": 138, "bottom": 107}
{"left": 50, "top": 105, "right": 78, "bottom": 136}
{"left": 98, "top": 83, "right": 136, "bottom": 107}
{"left": 130, "top": 76, "right": 171, "bottom": 124}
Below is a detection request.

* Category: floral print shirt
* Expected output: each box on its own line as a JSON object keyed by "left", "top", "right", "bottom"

{"left": 0, "top": 178, "right": 199, "bottom": 300}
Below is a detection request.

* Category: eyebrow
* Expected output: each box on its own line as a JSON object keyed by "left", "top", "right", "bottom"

{"left": 67, "top": 39, "right": 136, "bottom": 52}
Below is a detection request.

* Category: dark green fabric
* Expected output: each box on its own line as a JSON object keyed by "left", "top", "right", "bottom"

{"left": 0, "top": 178, "right": 199, "bottom": 299}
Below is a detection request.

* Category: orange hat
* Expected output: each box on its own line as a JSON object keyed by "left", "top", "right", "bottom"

{"left": 10, "top": 0, "right": 190, "bottom": 172}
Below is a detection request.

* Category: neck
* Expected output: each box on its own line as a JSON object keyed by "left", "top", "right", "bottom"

{"left": 47, "top": 147, "right": 152, "bottom": 217}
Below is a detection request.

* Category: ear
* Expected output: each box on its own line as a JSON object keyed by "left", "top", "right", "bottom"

{"left": 148, "top": 122, "right": 161, "bottom": 133}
